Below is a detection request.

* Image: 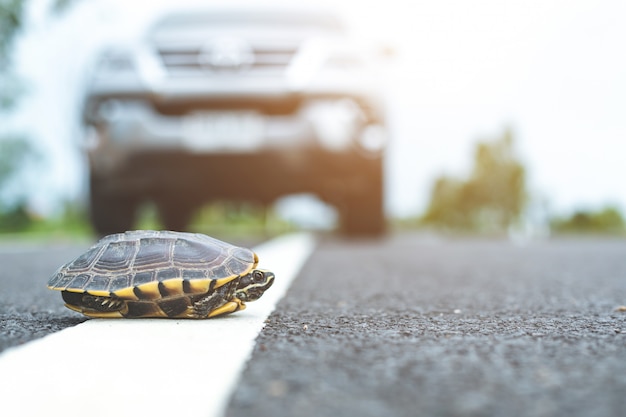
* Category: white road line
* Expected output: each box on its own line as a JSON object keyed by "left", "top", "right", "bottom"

{"left": 0, "top": 232, "right": 316, "bottom": 417}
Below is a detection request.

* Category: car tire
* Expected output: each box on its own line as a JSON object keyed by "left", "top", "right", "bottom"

{"left": 90, "top": 176, "right": 137, "bottom": 236}
{"left": 157, "top": 199, "right": 196, "bottom": 232}
{"left": 340, "top": 179, "right": 386, "bottom": 237}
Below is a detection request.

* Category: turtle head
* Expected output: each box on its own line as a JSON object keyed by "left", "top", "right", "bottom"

{"left": 235, "top": 269, "right": 275, "bottom": 302}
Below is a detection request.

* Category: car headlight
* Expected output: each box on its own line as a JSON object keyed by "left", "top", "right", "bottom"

{"left": 96, "top": 50, "right": 136, "bottom": 75}
{"left": 305, "top": 99, "right": 364, "bottom": 151}
{"left": 95, "top": 99, "right": 125, "bottom": 121}
{"left": 355, "top": 124, "right": 387, "bottom": 156}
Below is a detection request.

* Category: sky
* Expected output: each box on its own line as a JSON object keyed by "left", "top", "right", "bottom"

{"left": 3, "top": 0, "right": 626, "bottom": 221}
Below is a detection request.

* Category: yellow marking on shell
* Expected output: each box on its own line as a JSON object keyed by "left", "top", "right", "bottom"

{"left": 59, "top": 287, "right": 86, "bottom": 293}
{"left": 112, "top": 286, "right": 139, "bottom": 300}
{"left": 186, "top": 279, "right": 210, "bottom": 294}
{"left": 161, "top": 279, "right": 184, "bottom": 296}
{"left": 85, "top": 290, "right": 111, "bottom": 297}
{"left": 64, "top": 303, "right": 126, "bottom": 318}
{"left": 214, "top": 275, "right": 238, "bottom": 289}
{"left": 64, "top": 303, "right": 82, "bottom": 313}
{"left": 185, "top": 275, "right": 237, "bottom": 294}
{"left": 82, "top": 310, "right": 125, "bottom": 318}
{"left": 135, "top": 281, "right": 161, "bottom": 300}
{"left": 207, "top": 298, "right": 246, "bottom": 318}
{"left": 113, "top": 279, "right": 183, "bottom": 300}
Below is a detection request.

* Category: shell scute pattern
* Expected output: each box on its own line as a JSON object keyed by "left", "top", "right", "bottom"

{"left": 182, "top": 269, "right": 207, "bottom": 280}
{"left": 110, "top": 274, "right": 131, "bottom": 290}
{"left": 65, "top": 246, "right": 103, "bottom": 273}
{"left": 233, "top": 247, "right": 256, "bottom": 264}
{"left": 132, "top": 271, "right": 155, "bottom": 286}
{"left": 208, "top": 264, "right": 234, "bottom": 281}
{"left": 93, "top": 240, "right": 137, "bottom": 273}
{"left": 52, "top": 274, "right": 75, "bottom": 290}
{"left": 47, "top": 231, "right": 257, "bottom": 296}
{"left": 156, "top": 268, "right": 180, "bottom": 282}
{"left": 69, "top": 274, "right": 91, "bottom": 289}
{"left": 172, "top": 238, "right": 223, "bottom": 267}
{"left": 88, "top": 276, "right": 111, "bottom": 292}
{"left": 133, "top": 238, "right": 173, "bottom": 269}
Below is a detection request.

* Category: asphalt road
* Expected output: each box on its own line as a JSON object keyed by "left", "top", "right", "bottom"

{"left": 2, "top": 232, "right": 626, "bottom": 417}
{"left": 226, "top": 234, "right": 626, "bottom": 417}
{"left": 0, "top": 242, "right": 87, "bottom": 352}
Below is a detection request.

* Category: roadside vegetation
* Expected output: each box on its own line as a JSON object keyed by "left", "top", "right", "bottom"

{"left": 133, "top": 202, "right": 295, "bottom": 239}
{"left": 419, "top": 128, "right": 527, "bottom": 234}
{"left": 419, "top": 129, "right": 625, "bottom": 236}
{"left": 394, "top": 128, "right": 626, "bottom": 236}
{"left": 551, "top": 206, "right": 625, "bottom": 235}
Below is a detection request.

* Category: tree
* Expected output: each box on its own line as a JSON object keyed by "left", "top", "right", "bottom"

{"left": 1, "top": 0, "right": 30, "bottom": 215}
{"left": 0, "top": 0, "right": 72, "bottom": 221}
{"left": 0, "top": 135, "right": 32, "bottom": 191}
{"left": 551, "top": 206, "right": 625, "bottom": 234}
{"left": 0, "top": 0, "right": 27, "bottom": 109}
{"left": 422, "top": 128, "right": 527, "bottom": 232}
{"left": 0, "top": 135, "right": 37, "bottom": 231}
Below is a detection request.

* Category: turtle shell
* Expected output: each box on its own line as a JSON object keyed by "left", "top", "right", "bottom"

{"left": 47, "top": 230, "right": 258, "bottom": 301}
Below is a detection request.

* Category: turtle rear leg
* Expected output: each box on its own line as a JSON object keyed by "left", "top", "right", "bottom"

{"left": 61, "top": 291, "right": 126, "bottom": 318}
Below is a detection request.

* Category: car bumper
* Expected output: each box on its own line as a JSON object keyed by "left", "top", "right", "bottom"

{"left": 92, "top": 148, "right": 382, "bottom": 204}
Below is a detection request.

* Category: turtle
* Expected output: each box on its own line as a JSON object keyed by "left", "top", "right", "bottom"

{"left": 47, "top": 230, "right": 275, "bottom": 319}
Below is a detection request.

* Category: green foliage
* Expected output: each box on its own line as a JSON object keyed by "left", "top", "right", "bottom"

{"left": 0, "top": 0, "right": 25, "bottom": 66}
{"left": 189, "top": 201, "right": 294, "bottom": 238}
{"left": 131, "top": 201, "right": 293, "bottom": 239}
{"left": 0, "top": 202, "right": 31, "bottom": 232}
{"left": 134, "top": 202, "right": 165, "bottom": 231}
{"left": 0, "top": 0, "right": 91, "bottom": 238}
{"left": 0, "top": 135, "right": 38, "bottom": 204}
{"left": 50, "top": 0, "right": 79, "bottom": 14}
{"left": 422, "top": 128, "right": 527, "bottom": 232}
{"left": 0, "top": 135, "right": 30, "bottom": 185}
{"left": 0, "top": 72, "right": 25, "bottom": 109}
{"left": 0, "top": 136, "right": 45, "bottom": 234}
{"left": 0, "top": 0, "right": 27, "bottom": 109}
{"left": 551, "top": 206, "right": 625, "bottom": 234}
{"left": 0, "top": 201, "right": 92, "bottom": 236}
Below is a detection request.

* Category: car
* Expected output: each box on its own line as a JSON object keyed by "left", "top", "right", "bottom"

{"left": 82, "top": 6, "right": 390, "bottom": 236}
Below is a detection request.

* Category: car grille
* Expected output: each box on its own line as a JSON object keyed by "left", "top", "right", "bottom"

{"left": 157, "top": 42, "right": 299, "bottom": 76}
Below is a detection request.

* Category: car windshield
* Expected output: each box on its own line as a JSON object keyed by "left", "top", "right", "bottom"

{"left": 149, "top": 9, "right": 345, "bottom": 39}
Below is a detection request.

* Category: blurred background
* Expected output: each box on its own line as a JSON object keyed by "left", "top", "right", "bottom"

{"left": 1, "top": 0, "right": 625, "bottom": 238}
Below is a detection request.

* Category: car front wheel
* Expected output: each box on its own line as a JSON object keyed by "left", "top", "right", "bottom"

{"left": 89, "top": 175, "right": 137, "bottom": 236}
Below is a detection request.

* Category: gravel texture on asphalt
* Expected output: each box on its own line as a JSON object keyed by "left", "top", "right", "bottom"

{"left": 0, "top": 243, "right": 88, "bottom": 352}
{"left": 226, "top": 234, "right": 626, "bottom": 417}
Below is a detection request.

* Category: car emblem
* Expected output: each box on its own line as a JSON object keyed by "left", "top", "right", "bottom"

{"left": 198, "top": 37, "right": 254, "bottom": 71}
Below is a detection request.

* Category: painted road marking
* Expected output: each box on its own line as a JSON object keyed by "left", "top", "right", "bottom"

{"left": 0, "top": 232, "right": 315, "bottom": 417}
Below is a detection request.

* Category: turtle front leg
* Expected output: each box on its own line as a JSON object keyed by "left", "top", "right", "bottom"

{"left": 187, "top": 283, "right": 246, "bottom": 318}
{"left": 207, "top": 298, "right": 246, "bottom": 318}
{"left": 186, "top": 291, "right": 225, "bottom": 318}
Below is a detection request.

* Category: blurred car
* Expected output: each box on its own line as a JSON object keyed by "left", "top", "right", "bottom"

{"left": 82, "top": 6, "right": 389, "bottom": 236}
